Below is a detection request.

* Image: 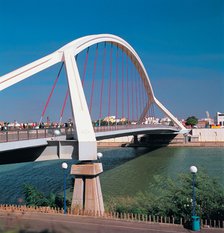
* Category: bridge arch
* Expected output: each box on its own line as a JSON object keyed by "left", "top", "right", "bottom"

{"left": 59, "top": 34, "right": 155, "bottom": 101}
{"left": 59, "top": 34, "right": 184, "bottom": 130}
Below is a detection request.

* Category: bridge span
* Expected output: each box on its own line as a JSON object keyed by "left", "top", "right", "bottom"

{"left": 0, "top": 124, "right": 185, "bottom": 164}
{"left": 0, "top": 124, "right": 182, "bottom": 151}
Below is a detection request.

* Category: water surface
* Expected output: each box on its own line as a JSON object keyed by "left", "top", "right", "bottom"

{"left": 0, "top": 147, "right": 223, "bottom": 203}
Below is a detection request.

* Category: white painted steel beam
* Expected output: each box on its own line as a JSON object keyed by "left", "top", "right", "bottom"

{"left": 63, "top": 50, "right": 97, "bottom": 160}
{"left": 0, "top": 52, "right": 63, "bottom": 91}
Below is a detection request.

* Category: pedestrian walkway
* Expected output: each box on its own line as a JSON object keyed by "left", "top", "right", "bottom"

{"left": 0, "top": 211, "right": 223, "bottom": 233}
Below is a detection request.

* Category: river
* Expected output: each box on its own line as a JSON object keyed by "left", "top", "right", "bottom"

{"left": 0, "top": 147, "right": 223, "bottom": 204}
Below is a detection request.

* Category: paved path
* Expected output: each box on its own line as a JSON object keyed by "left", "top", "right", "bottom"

{"left": 0, "top": 212, "right": 223, "bottom": 233}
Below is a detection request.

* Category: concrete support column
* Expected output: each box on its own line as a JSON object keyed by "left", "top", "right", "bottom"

{"left": 71, "top": 162, "right": 104, "bottom": 214}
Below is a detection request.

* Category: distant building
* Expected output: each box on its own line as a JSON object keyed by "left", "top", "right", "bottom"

{"left": 143, "top": 116, "right": 159, "bottom": 124}
{"left": 160, "top": 117, "right": 172, "bottom": 125}
{"left": 103, "top": 116, "right": 116, "bottom": 123}
{"left": 216, "top": 112, "right": 224, "bottom": 127}
{"left": 197, "top": 119, "right": 209, "bottom": 128}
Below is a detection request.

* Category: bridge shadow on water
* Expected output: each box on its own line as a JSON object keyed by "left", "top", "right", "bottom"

{"left": 0, "top": 146, "right": 46, "bottom": 164}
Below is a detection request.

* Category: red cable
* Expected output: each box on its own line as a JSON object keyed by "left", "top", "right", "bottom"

{"left": 122, "top": 50, "right": 124, "bottom": 118}
{"left": 60, "top": 88, "right": 69, "bottom": 121}
{"left": 40, "top": 62, "right": 64, "bottom": 122}
{"left": 138, "top": 70, "right": 142, "bottom": 118}
{"left": 108, "top": 43, "right": 113, "bottom": 118}
{"left": 82, "top": 47, "right": 89, "bottom": 86}
{"left": 115, "top": 45, "right": 119, "bottom": 120}
{"left": 89, "top": 44, "right": 98, "bottom": 114}
{"left": 126, "top": 54, "right": 130, "bottom": 122}
{"left": 141, "top": 76, "right": 145, "bottom": 114}
{"left": 99, "top": 43, "right": 106, "bottom": 119}
{"left": 135, "top": 68, "right": 139, "bottom": 121}
{"left": 143, "top": 80, "right": 148, "bottom": 117}
{"left": 131, "top": 60, "right": 134, "bottom": 121}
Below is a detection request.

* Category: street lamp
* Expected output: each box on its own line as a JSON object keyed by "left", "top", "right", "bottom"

{"left": 62, "top": 162, "right": 68, "bottom": 214}
{"left": 54, "top": 129, "right": 61, "bottom": 136}
{"left": 97, "top": 152, "right": 103, "bottom": 162}
{"left": 190, "top": 165, "right": 200, "bottom": 231}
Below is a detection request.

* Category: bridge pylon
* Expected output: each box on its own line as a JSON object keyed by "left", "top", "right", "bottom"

{"left": 71, "top": 162, "right": 104, "bottom": 213}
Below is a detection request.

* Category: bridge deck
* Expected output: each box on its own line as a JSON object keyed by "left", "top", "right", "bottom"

{"left": 95, "top": 125, "right": 179, "bottom": 140}
{"left": 0, "top": 125, "right": 181, "bottom": 153}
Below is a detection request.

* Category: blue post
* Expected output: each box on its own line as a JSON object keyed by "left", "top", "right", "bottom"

{"left": 192, "top": 172, "right": 196, "bottom": 216}
{"left": 63, "top": 169, "right": 67, "bottom": 214}
{"left": 190, "top": 167, "right": 200, "bottom": 231}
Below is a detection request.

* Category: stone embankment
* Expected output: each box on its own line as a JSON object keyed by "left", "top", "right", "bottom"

{"left": 97, "top": 133, "right": 224, "bottom": 147}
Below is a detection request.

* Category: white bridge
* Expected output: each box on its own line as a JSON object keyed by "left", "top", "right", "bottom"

{"left": 0, "top": 34, "right": 186, "bottom": 214}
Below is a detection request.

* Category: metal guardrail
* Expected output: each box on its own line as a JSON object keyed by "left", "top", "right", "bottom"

{"left": 0, "top": 124, "right": 177, "bottom": 143}
{"left": 0, "top": 127, "right": 69, "bottom": 143}
{"left": 93, "top": 124, "right": 177, "bottom": 132}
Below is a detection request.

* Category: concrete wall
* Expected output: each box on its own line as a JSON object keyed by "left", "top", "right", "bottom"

{"left": 0, "top": 140, "right": 78, "bottom": 164}
{"left": 35, "top": 140, "right": 78, "bottom": 161}
{"left": 192, "top": 128, "right": 224, "bottom": 142}
{"left": 97, "top": 135, "right": 134, "bottom": 147}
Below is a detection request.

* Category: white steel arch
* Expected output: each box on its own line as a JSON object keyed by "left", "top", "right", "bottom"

{"left": 0, "top": 34, "right": 185, "bottom": 160}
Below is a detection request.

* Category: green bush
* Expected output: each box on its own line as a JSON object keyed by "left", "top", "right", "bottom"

{"left": 22, "top": 184, "right": 71, "bottom": 208}
{"left": 105, "top": 170, "right": 224, "bottom": 220}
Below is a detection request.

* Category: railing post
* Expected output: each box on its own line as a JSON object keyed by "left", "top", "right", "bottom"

{"left": 27, "top": 129, "right": 29, "bottom": 140}
{"left": 6, "top": 131, "right": 8, "bottom": 142}
{"left": 17, "top": 130, "right": 19, "bottom": 141}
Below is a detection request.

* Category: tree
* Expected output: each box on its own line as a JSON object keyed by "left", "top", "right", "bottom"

{"left": 23, "top": 184, "right": 49, "bottom": 206}
{"left": 185, "top": 116, "right": 198, "bottom": 127}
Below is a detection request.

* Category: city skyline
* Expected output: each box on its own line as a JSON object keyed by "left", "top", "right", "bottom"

{"left": 0, "top": 0, "right": 223, "bottom": 122}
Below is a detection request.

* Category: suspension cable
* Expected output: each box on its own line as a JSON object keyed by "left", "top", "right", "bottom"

{"left": 131, "top": 57, "right": 134, "bottom": 121}
{"left": 126, "top": 53, "right": 130, "bottom": 123}
{"left": 135, "top": 67, "right": 139, "bottom": 122}
{"left": 39, "top": 62, "right": 64, "bottom": 125}
{"left": 115, "top": 45, "right": 119, "bottom": 121}
{"left": 138, "top": 69, "right": 142, "bottom": 119}
{"left": 122, "top": 50, "right": 124, "bottom": 118}
{"left": 99, "top": 43, "right": 106, "bottom": 120}
{"left": 59, "top": 88, "right": 69, "bottom": 125}
{"left": 108, "top": 43, "right": 113, "bottom": 120}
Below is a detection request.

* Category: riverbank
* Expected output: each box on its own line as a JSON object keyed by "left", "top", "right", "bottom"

{"left": 168, "top": 142, "right": 224, "bottom": 147}
{"left": 97, "top": 134, "right": 224, "bottom": 147}
{"left": 97, "top": 141, "right": 224, "bottom": 147}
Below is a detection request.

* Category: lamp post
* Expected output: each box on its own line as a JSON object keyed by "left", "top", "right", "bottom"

{"left": 190, "top": 165, "right": 200, "bottom": 231}
{"left": 62, "top": 162, "right": 68, "bottom": 214}
{"left": 97, "top": 152, "right": 103, "bottom": 162}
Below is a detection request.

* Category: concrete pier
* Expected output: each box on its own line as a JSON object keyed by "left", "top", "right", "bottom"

{"left": 70, "top": 162, "right": 104, "bottom": 214}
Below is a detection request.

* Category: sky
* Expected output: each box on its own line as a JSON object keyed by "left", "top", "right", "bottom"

{"left": 0, "top": 0, "right": 223, "bottom": 122}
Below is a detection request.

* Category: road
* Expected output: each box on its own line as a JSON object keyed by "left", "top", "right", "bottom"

{"left": 0, "top": 211, "right": 223, "bottom": 233}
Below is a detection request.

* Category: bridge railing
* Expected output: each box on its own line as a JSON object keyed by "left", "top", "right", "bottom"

{"left": 0, "top": 204, "right": 222, "bottom": 229}
{"left": 0, "top": 124, "right": 178, "bottom": 143}
{"left": 0, "top": 127, "right": 67, "bottom": 143}
{"left": 93, "top": 123, "right": 176, "bottom": 132}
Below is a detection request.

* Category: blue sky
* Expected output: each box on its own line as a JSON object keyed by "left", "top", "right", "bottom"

{"left": 0, "top": 0, "right": 223, "bottom": 122}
